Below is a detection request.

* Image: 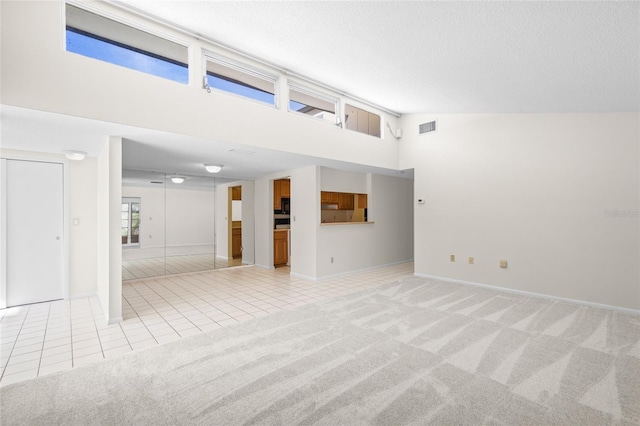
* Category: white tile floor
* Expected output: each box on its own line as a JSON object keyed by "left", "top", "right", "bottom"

{"left": 0, "top": 262, "right": 413, "bottom": 387}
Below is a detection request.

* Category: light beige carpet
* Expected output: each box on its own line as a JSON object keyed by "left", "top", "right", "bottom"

{"left": 1, "top": 276, "right": 639, "bottom": 425}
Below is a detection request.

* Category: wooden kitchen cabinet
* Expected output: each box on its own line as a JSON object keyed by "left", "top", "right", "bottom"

{"left": 321, "top": 191, "right": 339, "bottom": 204}
{"left": 273, "top": 179, "right": 290, "bottom": 210}
{"left": 231, "top": 186, "right": 242, "bottom": 200}
{"left": 232, "top": 227, "right": 242, "bottom": 258}
{"left": 321, "top": 191, "right": 358, "bottom": 210}
{"left": 280, "top": 179, "right": 290, "bottom": 197}
{"left": 338, "top": 193, "right": 354, "bottom": 210}
{"left": 274, "top": 230, "right": 288, "bottom": 266}
{"left": 357, "top": 194, "right": 368, "bottom": 208}
{"left": 273, "top": 180, "right": 281, "bottom": 210}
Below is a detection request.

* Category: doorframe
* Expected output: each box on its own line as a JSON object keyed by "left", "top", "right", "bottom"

{"left": 227, "top": 186, "right": 233, "bottom": 260}
{"left": 0, "top": 152, "right": 70, "bottom": 309}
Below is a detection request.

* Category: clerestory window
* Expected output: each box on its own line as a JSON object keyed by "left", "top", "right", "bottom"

{"left": 204, "top": 54, "right": 277, "bottom": 106}
{"left": 65, "top": 4, "right": 189, "bottom": 84}
{"left": 288, "top": 83, "right": 338, "bottom": 125}
{"left": 344, "top": 104, "right": 381, "bottom": 138}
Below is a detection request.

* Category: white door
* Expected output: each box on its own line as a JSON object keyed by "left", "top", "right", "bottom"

{"left": 2, "top": 159, "right": 64, "bottom": 307}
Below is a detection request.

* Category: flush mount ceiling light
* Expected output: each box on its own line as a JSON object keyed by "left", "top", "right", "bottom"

{"left": 204, "top": 163, "right": 223, "bottom": 173}
{"left": 170, "top": 176, "right": 186, "bottom": 184}
{"left": 64, "top": 150, "right": 87, "bottom": 161}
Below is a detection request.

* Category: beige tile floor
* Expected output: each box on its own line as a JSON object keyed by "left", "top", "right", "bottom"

{"left": 0, "top": 262, "right": 413, "bottom": 387}
{"left": 122, "top": 254, "right": 244, "bottom": 280}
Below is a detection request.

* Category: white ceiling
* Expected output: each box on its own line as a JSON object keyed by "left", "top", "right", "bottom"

{"left": 117, "top": 0, "right": 639, "bottom": 114}
{"left": 3, "top": 1, "right": 638, "bottom": 181}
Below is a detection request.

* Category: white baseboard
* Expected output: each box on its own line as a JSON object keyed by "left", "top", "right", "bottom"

{"left": 70, "top": 293, "right": 96, "bottom": 300}
{"left": 289, "top": 271, "right": 317, "bottom": 281}
{"left": 164, "top": 243, "right": 215, "bottom": 248}
{"left": 108, "top": 316, "right": 123, "bottom": 325}
{"left": 254, "top": 263, "right": 275, "bottom": 270}
{"left": 414, "top": 273, "right": 640, "bottom": 316}
{"left": 292, "top": 259, "right": 414, "bottom": 283}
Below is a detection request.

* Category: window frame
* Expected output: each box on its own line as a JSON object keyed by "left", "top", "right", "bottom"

{"left": 203, "top": 52, "right": 279, "bottom": 108}
{"left": 344, "top": 103, "right": 382, "bottom": 138}
{"left": 287, "top": 82, "right": 340, "bottom": 125}
{"left": 64, "top": 2, "right": 190, "bottom": 84}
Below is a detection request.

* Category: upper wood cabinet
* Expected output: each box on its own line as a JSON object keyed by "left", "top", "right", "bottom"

{"left": 274, "top": 179, "right": 290, "bottom": 210}
{"left": 273, "top": 180, "right": 281, "bottom": 210}
{"left": 338, "top": 193, "right": 354, "bottom": 210}
{"left": 356, "top": 194, "right": 367, "bottom": 208}
{"left": 231, "top": 186, "right": 242, "bottom": 200}
{"left": 321, "top": 191, "right": 365, "bottom": 211}
{"left": 280, "top": 179, "right": 290, "bottom": 197}
{"left": 321, "top": 191, "right": 339, "bottom": 204}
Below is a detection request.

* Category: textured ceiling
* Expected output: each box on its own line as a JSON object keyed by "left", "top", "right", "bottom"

{"left": 116, "top": 0, "right": 640, "bottom": 114}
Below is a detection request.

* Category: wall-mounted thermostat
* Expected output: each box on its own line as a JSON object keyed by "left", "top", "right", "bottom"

{"left": 417, "top": 198, "right": 425, "bottom": 204}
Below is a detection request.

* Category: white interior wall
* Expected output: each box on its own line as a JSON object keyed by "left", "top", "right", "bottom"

{"left": 241, "top": 180, "right": 256, "bottom": 265}
{"left": 253, "top": 177, "right": 273, "bottom": 269}
{"left": 122, "top": 185, "right": 217, "bottom": 249}
{"left": 121, "top": 186, "right": 166, "bottom": 249}
{"left": 290, "top": 166, "right": 320, "bottom": 280}
{"left": 320, "top": 168, "right": 368, "bottom": 193}
{"left": 1, "top": 1, "right": 400, "bottom": 171}
{"left": 316, "top": 171, "right": 414, "bottom": 278}
{"left": 68, "top": 157, "right": 98, "bottom": 297}
{"left": 214, "top": 184, "right": 229, "bottom": 260}
{"left": 165, "top": 188, "right": 215, "bottom": 247}
{"left": 400, "top": 113, "right": 640, "bottom": 310}
{"left": 107, "top": 137, "right": 122, "bottom": 323}
{"left": 97, "top": 137, "right": 122, "bottom": 323}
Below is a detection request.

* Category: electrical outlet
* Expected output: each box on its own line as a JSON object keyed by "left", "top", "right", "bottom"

{"left": 500, "top": 259, "right": 507, "bottom": 269}
{"left": 469, "top": 257, "right": 474, "bottom": 264}
{"left": 450, "top": 255, "right": 455, "bottom": 262}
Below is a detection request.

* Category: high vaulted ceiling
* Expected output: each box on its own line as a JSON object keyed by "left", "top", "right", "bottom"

{"left": 3, "top": 2, "right": 638, "bottom": 183}
{"left": 116, "top": 0, "right": 640, "bottom": 114}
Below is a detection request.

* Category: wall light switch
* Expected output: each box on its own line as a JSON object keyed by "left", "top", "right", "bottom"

{"left": 73, "top": 218, "right": 80, "bottom": 226}
{"left": 500, "top": 259, "right": 507, "bottom": 269}
{"left": 450, "top": 255, "right": 455, "bottom": 262}
{"left": 468, "top": 257, "right": 474, "bottom": 264}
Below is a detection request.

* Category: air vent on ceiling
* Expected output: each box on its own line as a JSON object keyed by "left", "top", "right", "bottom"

{"left": 419, "top": 121, "right": 437, "bottom": 134}
{"left": 150, "top": 181, "right": 164, "bottom": 184}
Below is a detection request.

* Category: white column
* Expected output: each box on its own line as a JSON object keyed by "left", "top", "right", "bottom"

{"left": 96, "top": 136, "right": 122, "bottom": 324}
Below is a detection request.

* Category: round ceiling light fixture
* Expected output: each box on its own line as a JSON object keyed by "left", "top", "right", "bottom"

{"left": 204, "top": 163, "right": 223, "bottom": 173}
{"left": 64, "top": 150, "right": 87, "bottom": 161}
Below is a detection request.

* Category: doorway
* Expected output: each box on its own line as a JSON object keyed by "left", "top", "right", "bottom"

{"left": 1, "top": 159, "right": 65, "bottom": 308}
{"left": 228, "top": 185, "right": 242, "bottom": 264}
